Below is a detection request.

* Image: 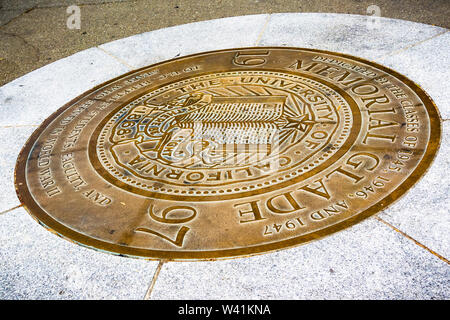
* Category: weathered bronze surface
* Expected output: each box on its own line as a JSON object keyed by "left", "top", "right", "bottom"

{"left": 15, "top": 48, "right": 441, "bottom": 260}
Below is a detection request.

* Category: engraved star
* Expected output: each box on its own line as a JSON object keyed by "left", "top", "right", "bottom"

{"left": 283, "top": 115, "right": 317, "bottom": 132}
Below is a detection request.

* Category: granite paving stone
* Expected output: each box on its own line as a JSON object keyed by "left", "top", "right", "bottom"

{"left": 151, "top": 217, "right": 449, "bottom": 300}
{"left": 0, "top": 206, "right": 158, "bottom": 299}
{"left": 376, "top": 122, "right": 450, "bottom": 259}
{"left": 0, "top": 47, "right": 130, "bottom": 127}
{"left": 376, "top": 31, "right": 450, "bottom": 119}
{"left": 257, "top": 13, "right": 446, "bottom": 62}
{"left": 0, "top": 127, "right": 37, "bottom": 213}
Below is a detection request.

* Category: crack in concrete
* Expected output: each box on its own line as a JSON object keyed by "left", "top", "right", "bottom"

{"left": 0, "top": 31, "right": 41, "bottom": 62}
{"left": 0, "top": 1, "right": 136, "bottom": 28}
{"left": 0, "top": 6, "right": 36, "bottom": 28}
{"left": 1, "top": 0, "right": 136, "bottom": 11}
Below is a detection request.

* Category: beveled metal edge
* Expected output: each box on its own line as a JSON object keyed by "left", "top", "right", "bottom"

{"left": 14, "top": 47, "right": 442, "bottom": 261}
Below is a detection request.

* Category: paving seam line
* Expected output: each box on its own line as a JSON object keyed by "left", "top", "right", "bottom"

{"left": 143, "top": 260, "right": 165, "bottom": 300}
{"left": 0, "top": 125, "right": 39, "bottom": 128}
{"left": 96, "top": 46, "right": 135, "bottom": 70}
{"left": 0, "top": 204, "right": 23, "bottom": 216}
{"left": 374, "top": 216, "right": 449, "bottom": 264}
{"left": 378, "top": 29, "right": 449, "bottom": 59}
{"left": 255, "top": 14, "right": 272, "bottom": 46}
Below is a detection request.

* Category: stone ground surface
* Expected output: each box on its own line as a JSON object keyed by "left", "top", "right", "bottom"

{"left": 1, "top": 0, "right": 450, "bottom": 86}
{"left": 0, "top": 9, "right": 449, "bottom": 300}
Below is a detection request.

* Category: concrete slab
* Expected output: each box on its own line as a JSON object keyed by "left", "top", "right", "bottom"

{"left": 98, "top": 14, "right": 270, "bottom": 69}
{"left": 1, "top": 0, "right": 449, "bottom": 87}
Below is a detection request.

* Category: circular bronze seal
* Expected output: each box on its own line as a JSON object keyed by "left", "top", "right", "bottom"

{"left": 15, "top": 48, "right": 441, "bottom": 260}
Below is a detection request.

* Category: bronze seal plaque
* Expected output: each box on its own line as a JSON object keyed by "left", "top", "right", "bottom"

{"left": 15, "top": 48, "right": 441, "bottom": 260}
